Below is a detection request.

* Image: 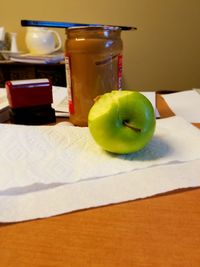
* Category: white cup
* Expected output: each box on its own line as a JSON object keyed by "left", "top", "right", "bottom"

{"left": 25, "top": 27, "right": 62, "bottom": 55}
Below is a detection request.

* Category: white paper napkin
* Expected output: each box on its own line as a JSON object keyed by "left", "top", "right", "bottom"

{"left": 162, "top": 89, "right": 200, "bottom": 123}
{"left": 0, "top": 159, "right": 199, "bottom": 222}
{"left": 0, "top": 116, "right": 200, "bottom": 192}
{"left": 0, "top": 116, "right": 200, "bottom": 222}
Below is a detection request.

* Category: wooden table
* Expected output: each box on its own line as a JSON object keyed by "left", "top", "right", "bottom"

{"left": 0, "top": 95, "right": 200, "bottom": 267}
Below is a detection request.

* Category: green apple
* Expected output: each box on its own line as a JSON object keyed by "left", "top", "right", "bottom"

{"left": 88, "top": 90, "right": 156, "bottom": 154}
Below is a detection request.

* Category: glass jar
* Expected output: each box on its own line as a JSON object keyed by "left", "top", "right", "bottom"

{"left": 65, "top": 26, "right": 123, "bottom": 126}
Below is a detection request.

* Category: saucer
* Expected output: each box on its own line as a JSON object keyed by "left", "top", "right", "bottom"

{"left": 0, "top": 50, "right": 24, "bottom": 60}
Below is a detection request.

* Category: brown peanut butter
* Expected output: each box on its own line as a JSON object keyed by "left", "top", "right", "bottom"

{"left": 65, "top": 26, "right": 123, "bottom": 126}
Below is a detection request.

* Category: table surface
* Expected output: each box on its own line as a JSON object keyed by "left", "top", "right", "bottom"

{"left": 0, "top": 94, "right": 200, "bottom": 267}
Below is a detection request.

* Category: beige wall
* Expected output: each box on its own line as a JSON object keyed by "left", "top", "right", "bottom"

{"left": 1, "top": 0, "right": 200, "bottom": 91}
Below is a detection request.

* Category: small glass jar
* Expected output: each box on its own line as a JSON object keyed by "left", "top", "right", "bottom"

{"left": 65, "top": 26, "right": 123, "bottom": 126}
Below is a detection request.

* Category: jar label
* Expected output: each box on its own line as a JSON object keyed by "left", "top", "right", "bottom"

{"left": 95, "top": 53, "right": 123, "bottom": 90}
{"left": 117, "top": 54, "right": 123, "bottom": 90}
{"left": 65, "top": 55, "right": 74, "bottom": 114}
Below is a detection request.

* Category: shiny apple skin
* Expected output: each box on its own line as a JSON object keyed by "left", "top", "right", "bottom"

{"left": 88, "top": 90, "right": 156, "bottom": 154}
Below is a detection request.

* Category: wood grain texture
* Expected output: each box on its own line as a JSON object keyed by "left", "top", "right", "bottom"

{"left": 0, "top": 94, "right": 199, "bottom": 267}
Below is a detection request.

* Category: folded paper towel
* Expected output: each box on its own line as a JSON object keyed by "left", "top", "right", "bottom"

{"left": 0, "top": 159, "right": 199, "bottom": 222}
{"left": 0, "top": 116, "right": 200, "bottom": 192}
{"left": 0, "top": 116, "right": 200, "bottom": 222}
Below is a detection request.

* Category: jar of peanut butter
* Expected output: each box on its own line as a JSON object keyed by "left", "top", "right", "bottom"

{"left": 65, "top": 26, "right": 123, "bottom": 126}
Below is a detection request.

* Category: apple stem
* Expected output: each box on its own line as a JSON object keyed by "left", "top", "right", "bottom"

{"left": 123, "top": 121, "right": 142, "bottom": 132}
